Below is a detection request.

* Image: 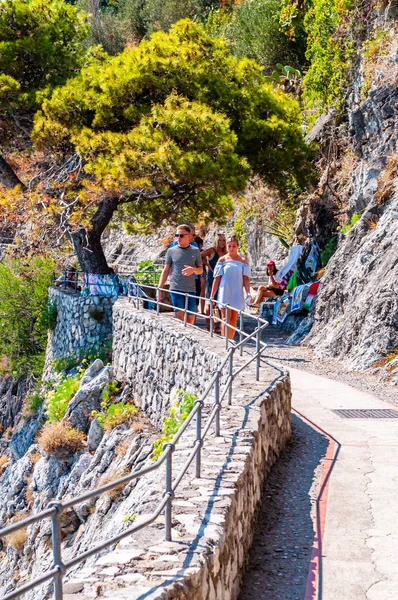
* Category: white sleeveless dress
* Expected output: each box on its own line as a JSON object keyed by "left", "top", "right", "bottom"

{"left": 213, "top": 260, "right": 251, "bottom": 311}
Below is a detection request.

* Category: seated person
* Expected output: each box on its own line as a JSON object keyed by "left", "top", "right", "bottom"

{"left": 253, "top": 260, "right": 284, "bottom": 305}
{"left": 54, "top": 266, "right": 79, "bottom": 291}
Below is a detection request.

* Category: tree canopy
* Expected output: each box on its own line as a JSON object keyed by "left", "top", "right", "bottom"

{"left": 0, "top": 0, "right": 89, "bottom": 110}
{"left": 3, "top": 19, "right": 311, "bottom": 272}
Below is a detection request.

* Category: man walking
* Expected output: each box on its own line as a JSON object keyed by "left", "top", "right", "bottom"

{"left": 158, "top": 224, "right": 203, "bottom": 324}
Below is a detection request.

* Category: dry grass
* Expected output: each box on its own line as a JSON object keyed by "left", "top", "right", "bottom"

{"left": 131, "top": 421, "right": 144, "bottom": 434}
{"left": 373, "top": 348, "right": 398, "bottom": 371}
{"left": 315, "top": 267, "right": 326, "bottom": 279}
{"left": 6, "top": 511, "right": 29, "bottom": 553}
{"left": 376, "top": 155, "right": 398, "bottom": 204}
{"left": 334, "top": 150, "right": 358, "bottom": 192}
{"left": 98, "top": 468, "right": 129, "bottom": 501}
{"left": 366, "top": 217, "right": 379, "bottom": 231}
{"left": 37, "top": 423, "right": 86, "bottom": 459}
{"left": 115, "top": 439, "right": 129, "bottom": 458}
{"left": 0, "top": 355, "right": 10, "bottom": 373}
{"left": 25, "top": 474, "right": 34, "bottom": 505}
{"left": 0, "top": 456, "right": 8, "bottom": 471}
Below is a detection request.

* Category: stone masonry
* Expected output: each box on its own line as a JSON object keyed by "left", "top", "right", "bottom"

{"left": 112, "top": 298, "right": 226, "bottom": 427}
{"left": 45, "top": 288, "right": 116, "bottom": 368}
{"left": 60, "top": 302, "right": 291, "bottom": 600}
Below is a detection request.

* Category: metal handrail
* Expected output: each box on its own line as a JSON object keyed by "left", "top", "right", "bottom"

{"left": 0, "top": 284, "right": 269, "bottom": 600}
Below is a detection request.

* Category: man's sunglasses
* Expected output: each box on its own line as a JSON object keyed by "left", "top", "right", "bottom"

{"left": 175, "top": 233, "right": 189, "bottom": 238}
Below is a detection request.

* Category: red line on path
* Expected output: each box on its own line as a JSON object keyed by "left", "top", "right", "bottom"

{"left": 291, "top": 408, "right": 339, "bottom": 600}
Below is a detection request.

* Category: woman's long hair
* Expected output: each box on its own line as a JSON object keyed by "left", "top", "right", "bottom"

{"left": 215, "top": 234, "right": 227, "bottom": 256}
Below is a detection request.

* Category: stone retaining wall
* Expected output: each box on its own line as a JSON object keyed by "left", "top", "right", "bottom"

{"left": 112, "top": 298, "right": 226, "bottom": 427}
{"left": 82, "top": 301, "right": 292, "bottom": 600}
{"left": 45, "top": 288, "right": 116, "bottom": 368}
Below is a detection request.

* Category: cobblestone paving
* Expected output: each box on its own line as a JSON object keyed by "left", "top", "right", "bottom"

{"left": 239, "top": 414, "right": 328, "bottom": 600}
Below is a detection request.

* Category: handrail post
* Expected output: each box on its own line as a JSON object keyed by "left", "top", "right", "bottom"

{"left": 256, "top": 317, "right": 260, "bottom": 381}
{"left": 239, "top": 311, "right": 244, "bottom": 356}
{"left": 195, "top": 401, "right": 203, "bottom": 478}
{"left": 209, "top": 301, "right": 214, "bottom": 337}
{"left": 156, "top": 286, "right": 160, "bottom": 316}
{"left": 214, "top": 371, "right": 221, "bottom": 436}
{"left": 164, "top": 444, "right": 174, "bottom": 541}
{"left": 49, "top": 502, "right": 65, "bottom": 600}
{"left": 225, "top": 306, "right": 229, "bottom": 349}
{"left": 184, "top": 293, "right": 188, "bottom": 327}
{"left": 228, "top": 349, "right": 233, "bottom": 406}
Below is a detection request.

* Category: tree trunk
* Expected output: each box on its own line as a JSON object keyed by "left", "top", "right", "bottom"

{"left": 69, "top": 196, "right": 118, "bottom": 273}
{"left": 0, "top": 154, "right": 26, "bottom": 190}
{"left": 70, "top": 227, "right": 112, "bottom": 274}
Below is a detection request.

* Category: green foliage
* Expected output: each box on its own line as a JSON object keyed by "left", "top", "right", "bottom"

{"left": 0, "top": 0, "right": 89, "bottom": 109}
{"left": 361, "top": 27, "right": 389, "bottom": 99}
{"left": 152, "top": 390, "right": 197, "bottom": 461}
{"left": 33, "top": 20, "right": 311, "bottom": 230}
{"left": 320, "top": 236, "right": 338, "bottom": 266}
{"left": 118, "top": 0, "right": 219, "bottom": 40}
{"left": 41, "top": 300, "right": 58, "bottom": 331}
{"left": 123, "top": 512, "right": 137, "bottom": 523}
{"left": 133, "top": 260, "right": 162, "bottom": 285}
{"left": 232, "top": 204, "right": 249, "bottom": 253}
{"left": 221, "top": 0, "right": 304, "bottom": 73}
{"left": 340, "top": 212, "right": 361, "bottom": 235}
{"left": 51, "top": 337, "right": 112, "bottom": 374}
{"left": 0, "top": 256, "right": 55, "bottom": 378}
{"left": 92, "top": 381, "right": 139, "bottom": 430}
{"left": 28, "top": 391, "right": 45, "bottom": 415}
{"left": 262, "top": 215, "right": 292, "bottom": 249}
{"left": 45, "top": 373, "right": 82, "bottom": 422}
{"left": 302, "top": 0, "right": 354, "bottom": 118}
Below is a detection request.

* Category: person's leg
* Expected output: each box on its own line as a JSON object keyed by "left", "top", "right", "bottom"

{"left": 253, "top": 285, "right": 267, "bottom": 305}
{"left": 186, "top": 295, "right": 197, "bottom": 325}
{"left": 227, "top": 310, "right": 238, "bottom": 340}
{"left": 170, "top": 291, "right": 185, "bottom": 321}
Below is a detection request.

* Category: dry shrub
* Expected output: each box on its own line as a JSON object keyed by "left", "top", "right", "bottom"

{"left": 115, "top": 439, "right": 129, "bottom": 458}
{"left": 366, "top": 217, "right": 378, "bottom": 231}
{"left": 0, "top": 355, "right": 10, "bottom": 373}
{"left": 376, "top": 155, "right": 398, "bottom": 204}
{"left": 25, "top": 474, "right": 34, "bottom": 505}
{"left": 0, "top": 456, "right": 8, "bottom": 471}
{"left": 5, "top": 427, "right": 12, "bottom": 440}
{"left": 131, "top": 421, "right": 144, "bottom": 434}
{"left": 37, "top": 423, "right": 86, "bottom": 459}
{"left": 98, "top": 468, "right": 129, "bottom": 501}
{"left": 334, "top": 150, "right": 358, "bottom": 192}
{"left": 6, "top": 511, "right": 29, "bottom": 553}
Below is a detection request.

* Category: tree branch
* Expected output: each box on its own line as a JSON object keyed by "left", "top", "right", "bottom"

{"left": 0, "top": 154, "right": 26, "bottom": 190}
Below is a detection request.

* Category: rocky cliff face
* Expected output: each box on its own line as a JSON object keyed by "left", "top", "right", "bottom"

{"left": 306, "top": 30, "right": 398, "bottom": 374}
{"left": 0, "top": 361, "right": 156, "bottom": 599}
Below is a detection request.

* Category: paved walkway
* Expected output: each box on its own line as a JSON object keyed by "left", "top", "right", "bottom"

{"left": 287, "top": 366, "right": 398, "bottom": 600}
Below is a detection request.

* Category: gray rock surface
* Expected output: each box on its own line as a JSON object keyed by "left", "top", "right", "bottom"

{"left": 63, "top": 365, "right": 112, "bottom": 432}
{"left": 306, "top": 45, "right": 398, "bottom": 370}
{"left": 87, "top": 419, "right": 104, "bottom": 453}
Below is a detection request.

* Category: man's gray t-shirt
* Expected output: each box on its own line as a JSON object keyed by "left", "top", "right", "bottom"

{"left": 165, "top": 245, "right": 202, "bottom": 293}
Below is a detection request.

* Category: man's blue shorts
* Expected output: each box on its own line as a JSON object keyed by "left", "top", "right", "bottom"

{"left": 170, "top": 290, "right": 197, "bottom": 314}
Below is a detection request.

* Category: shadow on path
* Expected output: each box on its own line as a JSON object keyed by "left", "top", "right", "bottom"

{"left": 239, "top": 414, "right": 329, "bottom": 600}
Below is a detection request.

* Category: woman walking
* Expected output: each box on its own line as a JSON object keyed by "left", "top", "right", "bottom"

{"left": 210, "top": 236, "right": 252, "bottom": 340}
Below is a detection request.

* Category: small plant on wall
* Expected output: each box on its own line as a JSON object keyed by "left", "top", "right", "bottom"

{"left": 152, "top": 389, "right": 197, "bottom": 460}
